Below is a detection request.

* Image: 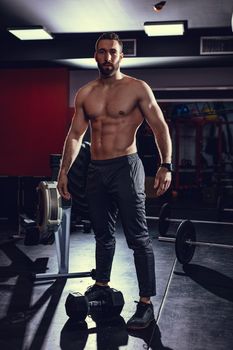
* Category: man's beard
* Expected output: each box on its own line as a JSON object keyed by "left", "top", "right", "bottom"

{"left": 98, "top": 61, "right": 120, "bottom": 77}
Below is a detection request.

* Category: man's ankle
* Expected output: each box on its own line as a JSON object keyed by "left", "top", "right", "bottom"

{"left": 95, "top": 282, "right": 109, "bottom": 287}
{"left": 140, "top": 297, "right": 151, "bottom": 304}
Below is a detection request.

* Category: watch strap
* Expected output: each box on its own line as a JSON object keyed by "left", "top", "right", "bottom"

{"left": 160, "top": 163, "right": 173, "bottom": 172}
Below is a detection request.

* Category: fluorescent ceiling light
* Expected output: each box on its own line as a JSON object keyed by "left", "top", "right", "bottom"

{"left": 55, "top": 56, "right": 199, "bottom": 69}
{"left": 8, "top": 27, "right": 53, "bottom": 40}
{"left": 144, "top": 21, "right": 185, "bottom": 36}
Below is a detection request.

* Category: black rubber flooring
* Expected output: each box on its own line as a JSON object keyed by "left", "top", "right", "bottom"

{"left": 0, "top": 216, "right": 232, "bottom": 349}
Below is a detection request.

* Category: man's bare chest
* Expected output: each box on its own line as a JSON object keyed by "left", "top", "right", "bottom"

{"left": 84, "top": 87, "right": 138, "bottom": 119}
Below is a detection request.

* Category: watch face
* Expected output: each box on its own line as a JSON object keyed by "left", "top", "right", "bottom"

{"left": 161, "top": 163, "right": 173, "bottom": 171}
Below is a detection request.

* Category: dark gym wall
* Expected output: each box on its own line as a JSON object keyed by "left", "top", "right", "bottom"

{"left": 69, "top": 67, "right": 233, "bottom": 105}
{"left": 0, "top": 68, "right": 69, "bottom": 176}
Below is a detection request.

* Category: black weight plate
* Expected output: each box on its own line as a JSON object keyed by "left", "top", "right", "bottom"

{"left": 158, "top": 203, "right": 171, "bottom": 236}
{"left": 108, "top": 289, "right": 125, "bottom": 316}
{"left": 90, "top": 288, "right": 124, "bottom": 322}
{"left": 175, "top": 220, "right": 196, "bottom": 264}
{"left": 65, "top": 292, "right": 89, "bottom": 321}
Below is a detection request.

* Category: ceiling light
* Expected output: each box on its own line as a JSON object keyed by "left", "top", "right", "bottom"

{"left": 144, "top": 21, "right": 186, "bottom": 36}
{"left": 55, "top": 56, "right": 203, "bottom": 69}
{"left": 153, "top": 1, "right": 166, "bottom": 12}
{"left": 8, "top": 27, "right": 53, "bottom": 40}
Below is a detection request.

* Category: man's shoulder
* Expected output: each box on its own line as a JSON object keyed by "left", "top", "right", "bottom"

{"left": 76, "top": 79, "right": 98, "bottom": 99}
{"left": 123, "top": 76, "right": 149, "bottom": 93}
{"left": 124, "top": 75, "right": 148, "bottom": 88}
{"left": 80, "top": 79, "right": 98, "bottom": 92}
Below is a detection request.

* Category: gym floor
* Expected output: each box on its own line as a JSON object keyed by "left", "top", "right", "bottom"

{"left": 0, "top": 204, "right": 233, "bottom": 350}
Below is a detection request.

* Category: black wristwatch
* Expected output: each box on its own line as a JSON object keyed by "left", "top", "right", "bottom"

{"left": 160, "top": 163, "right": 173, "bottom": 172}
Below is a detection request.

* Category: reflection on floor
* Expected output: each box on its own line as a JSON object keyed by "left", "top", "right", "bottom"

{"left": 0, "top": 216, "right": 233, "bottom": 350}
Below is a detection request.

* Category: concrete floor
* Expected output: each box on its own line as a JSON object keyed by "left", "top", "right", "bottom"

{"left": 0, "top": 215, "right": 233, "bottom": 350}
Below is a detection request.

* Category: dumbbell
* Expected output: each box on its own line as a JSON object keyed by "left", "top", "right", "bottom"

{"left": 65, "top": 288, "right": 125, "bottom": 322}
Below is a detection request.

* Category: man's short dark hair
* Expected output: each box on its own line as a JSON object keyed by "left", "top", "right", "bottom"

{"left": 95, "top": 32, "right": 123, "bottom": 52}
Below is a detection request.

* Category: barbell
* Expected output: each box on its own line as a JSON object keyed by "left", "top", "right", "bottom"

{"left": 146, "top": 203, "right": 233, "bottom": 236}
{"left": 158, "top": 219, "right": 233, "bottom": 264}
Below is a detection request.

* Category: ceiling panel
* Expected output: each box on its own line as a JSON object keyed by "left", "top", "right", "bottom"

{"left": 0, "top": 0, "right": 233, "bottom": 69}
{"left": 1, "top": 0, "right": 233, "bottom": 32}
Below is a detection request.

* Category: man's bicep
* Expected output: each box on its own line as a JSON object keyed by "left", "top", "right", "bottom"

{"left": 139, "top": 85, "right": 165, "bottom": 128}
{"left": 145, "top": 101, "right": 166, "bottom": 129}
{"left": 70, "top": 97, "right": 89, "bottom": 137}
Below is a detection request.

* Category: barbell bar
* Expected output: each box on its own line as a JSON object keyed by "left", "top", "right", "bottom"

{"left": 158, "top": 219, "right": 233, "bottom": 264}
{"left": 159, "top": 236, "right": 233, "bottom": 249}
{"left": 158, "top": 236, "right": 233, "bottom": 249}
{"left": 146, "top": 203, "right": 233, "bottom": 236}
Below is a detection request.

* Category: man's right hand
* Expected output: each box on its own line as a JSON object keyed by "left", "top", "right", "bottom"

{"left": 57, "top": 172, "right": 71, "bottom": 200}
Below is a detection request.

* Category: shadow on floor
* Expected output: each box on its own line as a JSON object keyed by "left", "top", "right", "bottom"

{"left": 0, "top": 241, "right": 67, "bottom": 350}
{"left": 175, "top": 263, "right": 233, "bottom": 302}
{"left": 0, "top": 240, "right": 50, "bottom": 281}
{"left": 127, "top": 321, "right": 174, "bottom": 350}
{"left": 61, "top": 318, "right": 173, "bottom": 350}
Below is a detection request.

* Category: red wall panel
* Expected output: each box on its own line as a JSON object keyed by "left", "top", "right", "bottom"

{"left": 0, "top": 68, "right": 69, "bottom": 176}
{"left": 68, "top": 107, "right": 75, "bottom": 126}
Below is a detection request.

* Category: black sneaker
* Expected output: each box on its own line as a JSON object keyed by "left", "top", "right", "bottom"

{"left": 84, "top": 284, "right": 110, "bottom": 301}
{"left": 126, "top": 301, "right": 154, "bottom": 330}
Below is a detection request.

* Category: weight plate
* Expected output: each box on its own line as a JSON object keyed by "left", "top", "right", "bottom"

{"left": 65, "top": 292, "right": 89, "bottom": 321}
{"left": 175, "top": 220, "right": 196, "bottom": 264}
{"left": 90, "top": 288, "right": 124, "bottom": 322}
{"left": 37, "top": 181, "right": 62, "bottom": 238}
{"left": 158, "top": 203, "right": 171, "bottom": 236}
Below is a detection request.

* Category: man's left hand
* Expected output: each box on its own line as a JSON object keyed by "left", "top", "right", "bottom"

{"left": 154, "top": 167, "right": 172, "bottom": 197}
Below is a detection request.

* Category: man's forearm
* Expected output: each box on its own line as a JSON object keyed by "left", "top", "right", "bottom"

{"left": 154, "top": 124, "right": 172, "bottom": 164}
{"left": 59, "top": 134, "right": 84, "bottom": 175}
